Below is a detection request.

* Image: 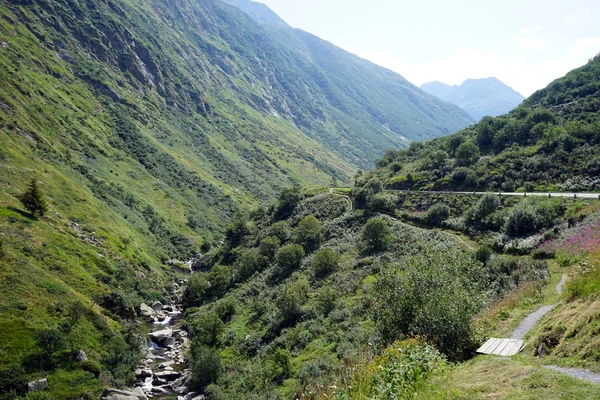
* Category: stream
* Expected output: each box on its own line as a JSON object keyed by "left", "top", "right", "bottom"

{"left": 132, "top": 279, "right": 201, "bottom": 400}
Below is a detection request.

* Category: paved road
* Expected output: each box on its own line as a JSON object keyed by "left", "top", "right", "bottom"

{"left": 388, "top": 190, "right": 600, "bottom": 200}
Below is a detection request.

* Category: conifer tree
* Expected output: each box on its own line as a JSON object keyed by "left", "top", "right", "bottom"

{"left": 18, "top": 178, "right": 48, "bottom": 217}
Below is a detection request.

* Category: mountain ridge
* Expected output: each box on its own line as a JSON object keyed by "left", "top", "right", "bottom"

{"left": 421, "top": 77, "right": 524, "bottom": 121}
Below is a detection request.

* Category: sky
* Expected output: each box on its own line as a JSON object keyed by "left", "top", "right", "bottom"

{"left": 257, "top": 0, "right": 600, "bottom": 96}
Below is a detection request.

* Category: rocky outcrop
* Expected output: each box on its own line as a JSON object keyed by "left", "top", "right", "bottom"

{"left": 27, "top": 378, "right": 47, "bottom": 392}
{"left": 101, "top": 387, "right": 148, "bottom": 400}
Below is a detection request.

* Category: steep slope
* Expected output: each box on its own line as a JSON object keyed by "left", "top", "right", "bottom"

{"left": 422, "top": 77, "right": 525, "bottom": 121}
{"left": 369, "top": 55, "right": 600, "bottom": 193}
{"left": 221, "top": 0, "right": 475, "bottom": 150}
{"left": 0, "top": 0, "right": 473, "bottom": 396}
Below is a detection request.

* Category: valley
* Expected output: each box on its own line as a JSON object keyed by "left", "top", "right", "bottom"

{"left": 1, "top": 0, "right": 600, "bottom": 399}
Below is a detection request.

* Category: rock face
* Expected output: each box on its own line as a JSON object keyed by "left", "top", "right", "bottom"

{"left": 101, "top": 387, "right": 148, "bottom": 400}
{"left": 27, "top": 378, "right": 48, "bottom": 392}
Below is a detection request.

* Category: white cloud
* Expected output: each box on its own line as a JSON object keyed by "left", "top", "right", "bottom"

{"left": 570, "top": 36, "right": 600, "bottom": 58}
{"left": 564, "top": 8, "right": 592, "bottom": 27}
{"left": 511, "top": 25, "right": 544, "bottom": 52}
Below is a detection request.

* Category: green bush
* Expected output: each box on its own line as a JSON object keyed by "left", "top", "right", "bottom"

{"left": 190, "top": 311, "right": 224, "bottom": 346}
{"left": 274, "top": 244, "right": 305, "bottom": 279}
{"left": 425, "top": 204, "right": 450, "bottom": 227}
{"left": 34, "top": 328, "right": 67, "bottom": 368}
{"left": 361, "top": 218, "right": 391, "bottom": 253}
{"left": 465, "top": 193, "right": 500, "bottom": 229}
{"left": 455, "top": 141, "right": 480, "bottom": 167}
{"left": 316, "top": 287, "right": 338, "bottom": 316}
{"left": 0, "top": 364, "right": 27, "bottom": 399}
{"left": 274, "top": 187, "right": 302, "bottom": 220}
{"left": 275, "top": 279, "right": 310, "bottom": 324}
{"left": 312, "top": 248, "right": 340, "bottom": 278}
{"left": 370, "top": 340, "right": 447, "bottom": 400}
{"left": 374, "top": 248, "right": 486, "bottom": 360}
{"left": 214, "top": 297, "right": 236, "bottom": 322}
{"left": 182, "top": 273, "right": 210, "bottom": 308}
{"left": 259, "top": 236, "right": 280, "bottom": 260}
{"left": 190, "top": 346, "right": 222, "bottom": 392}
{"left": 293, "top": 215, "right": 323, "bottom": 252}
{"left": 235, "top": 249, "right": 265, "bottom": 282}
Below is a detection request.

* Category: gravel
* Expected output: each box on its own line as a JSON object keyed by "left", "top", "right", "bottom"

{"left": 545, "top": 366, "right": 600, "bottom": 385}
{"left": 511, "top": 305, "right": 555, "bottom": 340}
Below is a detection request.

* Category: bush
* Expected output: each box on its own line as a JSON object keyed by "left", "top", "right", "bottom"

{"left": 214, "top": 297, "right": 236, "bottom": 322}
{"left": 34, "top": 328, "right": 67, "bottom": 368}
{"left": 190, "top": 346, "right": 222, "bottom": 391}
{"left": 465, "top": 193, "right": 500, "bottom": 229}
{"left": 259, "top": 236, "right": 280, "bottom": 260}
{"left": 235, "top": 249, "right": 265, "bottom": 282}
{"left": 505, "top": 203, "right": 538, "bottom": 237}
{"left": 455, "top": 142, "right": 480, "bottom": 167}
{"left": 0, "top": 240, "right": 5, "bottom": 260}
{"left": 293, "top": 215, "right": 323, "bottom": 252}
{"left": 312, "top": 248, "right": 340, "bottom": 278}
{"left": 475, "top": 245, "right": 493, "bottom": 265}
{"left": 182, "top": 273, "right": 210, "bottom": 308}
{"left": 275, "top": 279, "right": 310, "bottom": 324}
{"left": 316, "top": 287, "right": 338, "bottom": 316}
{"left": 370, "top": 340, "right": 447, "bottom": 399}
{"left": 0, "top": 364, "right": 27, "bottom": 398}
{"left": 274, "top": 187, "right": 302, "bottom": 220}
{"left": 374, "top": 248, "right": 486, "bottom": 360}
{"left": 362, "top": 218, "right": 391, "bottom": 253}
{"left": 190, "top": 311, "right": 224, "bottom": 346}
{"left": 425, "top": 204, "right": 450, "bottom": 227}
{"left": 274, "top": 245, "right": 305, "bottom": 279}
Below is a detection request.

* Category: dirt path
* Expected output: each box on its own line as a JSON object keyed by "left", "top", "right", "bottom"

{"left": 329, "top": 188, "right": 353, "bottom": 211}
{"left": 510, "top": 274, "right": 600, "bottom": 385}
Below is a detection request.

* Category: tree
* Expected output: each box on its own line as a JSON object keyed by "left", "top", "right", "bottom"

{"left": 190, "top": 311, "right": 224, "bottom": 346}
{"left": 34, "top": 328, "right": 66, "bottom": 368}
{"left": 362, "top": 218, "right": 391, "bottom": 252}
{"left": 455, "top": 142, "right": 480, "bottom": 167}
{"left": 293, "top": 215, "right": 323, "bottom": 252}
{"left": 274, "top": 244, "right": 305, "bottom": 279}
{"left": 0, "top": 240, "right": 5, "bottom": 260}
{"left": 259, "top": 236, "right": 280, "bottom": 260}
{"left": 274, "top": 187, "right": 302, "bottom": 220}
{"left": 18, "top": 178, "right": 47, "bottom": 217}
{"left": 312, "top": 248, "right": 340, "bottom": 278}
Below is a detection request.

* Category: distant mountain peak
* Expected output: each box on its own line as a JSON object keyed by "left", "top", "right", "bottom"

{"left": 421, "top": 77, "right": 524, "bottom": 121}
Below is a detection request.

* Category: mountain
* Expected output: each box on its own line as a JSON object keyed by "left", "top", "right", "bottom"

{"left": 421, "top": 77, "right": 525, "bottom": 121}
{"left": 368, "top": 54, "right": 600, "bottom": 193}
{"left": 0, "top": 0, "right": 472, "bottom": 396}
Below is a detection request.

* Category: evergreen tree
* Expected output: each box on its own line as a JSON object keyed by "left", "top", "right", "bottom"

{"left": 18, "top": 178, "right": 48, "bottom": 217}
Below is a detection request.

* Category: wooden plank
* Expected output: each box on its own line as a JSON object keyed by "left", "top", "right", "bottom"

{"left": 498, "top": 340, "right": 519, "bottom": 356}
{"left": 493, "top": 340, "right": 511, "bottom": 356}
{"left": 477, "top": 338, "right": 500, "bottom": 354}
{"left": 503, "top": 340, "right": 524, "bottom": 356}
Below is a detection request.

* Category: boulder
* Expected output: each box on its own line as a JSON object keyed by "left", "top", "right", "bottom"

{"left": 27, "top": 378, "right": 48, "bottom": 392}
{"left": 158, "top": 360, "right": 175, "bottom": 369}
{"left": 154, "top": 370, "right": 181, "bottom": 381}
{"left": 151, "top": 301, "right": 163, "bottom": 312}
{"left": 75, "top": 350, "right": 88, "bottom": 362}
{"left": 101, "top": 387, "right": 147, "bottom": 400}
{"left": 135, "top": 368, "right": 153, "bottom": 379}
{"left": 139, "top": 303, "right": 154, "bottom": 318}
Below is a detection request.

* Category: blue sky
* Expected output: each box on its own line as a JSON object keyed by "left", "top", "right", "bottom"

{"left": 258, "top": 0, "right": 600, "bottom": 96}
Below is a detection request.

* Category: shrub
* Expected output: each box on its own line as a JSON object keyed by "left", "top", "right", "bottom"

{"left": 274, "top": 187, "right": 302, "bottom": 220}
{"left": 0, "top": 364, "right": 27, "bottom": 398}
{"left": 362, "top": 218, "right": 391, "bottom": 253}
{"left": 235, "top": 249, "right": 265, "bottom": 282}
{"left": 316, "top": 287, "right": 338, "bottom": 316}
{"left": 225, "top": 213, "right": 250, "bottom": 248}
{"left": 505, "top": 202, "right": 538, "bottom": 237}
{"left": 425, "top": 204, "right": 450, "bottom": 227}
{"left": 259, "top": 236, "right": 280, "bottom": 260}
{"left": 370, "top": 340, "right": 447, "bottom": 399}
{"left": 34, "top": 328, "right": 67, "bottom": 368}
{"left": 190, "top": 346, "right": 222, "bottom": 391}
{"left": 275, "top": 244, "right": 305, "bottom": 279}
{"left": 190, "top": 311, "right": 224, "bottom": 346}
{"left": 465, "top": 193, "right": 500, "bottom": 229}
{"left": 214, "top": 297, "right": 236, "bottom": 322}
{"left": 18, "top": 178, "right": 48, "bottom": 217}
{"left": 373, "top": 248, "right": 486, "bottom": 360}
{"left": 275, "top": 279, "right": 310, "bottom": 324}
{"left": 293, "top": 215, "right": 323, "bottom": 252}
{"left": 455, "top": 141, "right": 480, "bottom": 166}
{"left": 0, "top": 240, "right": 4, "bottom": 259}
{"left": 182, "top": 273, "right": 210, "bottom": 308}
{"left": 475, "top": 245, "right": 493, "bottom": 265}
{"left": 312, "top": 248, "right": 340, "bottom": 278}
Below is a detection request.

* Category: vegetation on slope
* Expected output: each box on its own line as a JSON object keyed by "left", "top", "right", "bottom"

{"left": 179, "top": 187, "right": 558, "bottom": 399}
{"left": 367, "top": 54, "right": 600, "bottom": 193}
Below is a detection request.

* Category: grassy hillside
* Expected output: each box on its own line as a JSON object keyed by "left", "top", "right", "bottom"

{"left": 368, "top": 54, "right": 600, "bottom": 193}
{"left": 0, "top": 0, "right": 472, "bottom": 397}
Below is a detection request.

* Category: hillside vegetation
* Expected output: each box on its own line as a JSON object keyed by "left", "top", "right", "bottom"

{"left": 0, "top": 0, "right": 472, "bottom": 397}
{"left": 371, "top": 54, "right": 600, "bottom": 193}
